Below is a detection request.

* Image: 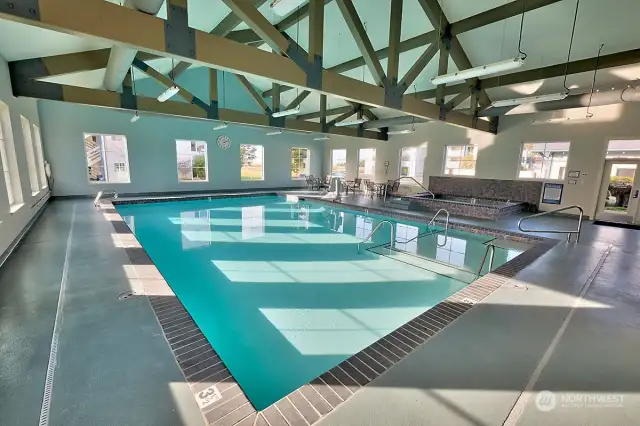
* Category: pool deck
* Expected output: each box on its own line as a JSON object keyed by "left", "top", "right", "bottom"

{"left": 1, "top": 191, "right": 640, "bottom": 425}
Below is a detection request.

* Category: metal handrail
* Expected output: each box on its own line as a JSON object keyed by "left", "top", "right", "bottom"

{"left": 401, "top": 208, "right": 451, "bottom": 249}
{"left": 358, "top": 220, "right": 394, "bottom": 253}
{"left": 94, "top": 189, "right": 118, "bottom": 207}
{"left": 384, "top": 176, "right": 435, "bottom": 202}
{"left": 477, "top": 244, "right": 495, "bottom": 277}
{"left": 518, "top": 205, "right": 584, "bottom": 242}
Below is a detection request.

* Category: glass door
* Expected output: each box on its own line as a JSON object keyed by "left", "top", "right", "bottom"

{"left": 596, "top": 160, "right": 640, "bottom": 224}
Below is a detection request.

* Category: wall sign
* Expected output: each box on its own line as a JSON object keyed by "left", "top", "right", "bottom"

{"left": 217, "top": 135, "right": 231, "bottom": 150}
{"left": 542, "top": 183, "right": 564, "bottom": 204}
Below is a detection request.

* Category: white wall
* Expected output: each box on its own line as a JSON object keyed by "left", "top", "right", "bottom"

{"left": 39, "top": 100, "right": 324, "bottom": 196}
{"left": 325, "top": 102, "right": 640, "bottom": 218}
{"left": 0, "top": 54, "right": 48, "bottom": 255}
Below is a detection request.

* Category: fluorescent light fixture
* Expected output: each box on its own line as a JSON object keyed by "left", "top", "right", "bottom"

{"left": 157, "top": 84, "right": 180, "bottom": 102}
{"left": 130, "top": 111, "right": 140, "bottom": 123}
{"left": 314, "top": 136, "right": 331, "bottom": 141}
{"left": 266, "top": 130, "right": 283, "bottom": 136}
{"left": 334, "top": 118, "right": 367, "bottom": 127}
{"left": 213, "top": 122, "right": 228, "bottom": 130}
{"left": 272, "top": 106, "right": 301, "bottom": 118}
{"left": 491, "top": 92, "right": 568, "bottom": 108}
{"left": 387, "top": 128, "right": 416, "bottom": 135}
{"left": 431, "top": 57, "right": 525, "bottom": 85}
{"left": 270, "top": 0, "right": 306, "bottom": 16}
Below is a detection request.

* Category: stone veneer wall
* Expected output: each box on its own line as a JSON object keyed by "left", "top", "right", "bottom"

{"left": 429, "top": 177, "right": 543, "bottom": 206}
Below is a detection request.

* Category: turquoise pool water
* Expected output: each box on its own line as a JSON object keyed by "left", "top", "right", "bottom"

{"left": 116, "top": 195, "right": 527, "bottom": 410}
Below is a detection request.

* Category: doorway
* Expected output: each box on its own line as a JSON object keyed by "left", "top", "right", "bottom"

{"left": 595, "top": 160, "right": 640, "bottom": 224}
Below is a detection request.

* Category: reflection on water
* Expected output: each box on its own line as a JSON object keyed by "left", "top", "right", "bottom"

{"left": 180, "top": 210, "right": 211, "bottom": 249}
{"left": 395, "top": 223, "right": 419, "bottom": 252}
{"left": 436, "top": 235, "right": 467, "bottom": 268}
{"left": 242, "top": 205, "right": 265, "bottom": 240}
{"left": 355, "top": 215, "right": 373, "bottom": 239}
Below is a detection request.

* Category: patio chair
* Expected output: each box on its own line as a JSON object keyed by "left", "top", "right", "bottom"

{"left": 364, "top": 180, "right": 376, "bottom": 198}
{"left": 316, "top": 176, "right": 330, "bottom": 191}
{"left": 305, "top": 175, "right": 315, "bottom": 189}
{"left": 385, "top": 180, "right": 400, "bottom": 197}
{"left": 345, "top": 178, "right": 362, "bottom": 194}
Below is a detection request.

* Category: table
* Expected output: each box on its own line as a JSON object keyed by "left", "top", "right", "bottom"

{"left": 372, "top": 182, "right": 387, "bottom": 197}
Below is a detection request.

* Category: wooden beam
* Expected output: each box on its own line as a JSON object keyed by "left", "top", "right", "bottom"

{"left": 286, "top": 90, "right": 311, "bottom": 110}
{"left": 234, "top": 74, "right": 271, "bottom": 114}
{"left": 336, "top": 0, "right": 386, "bottom": 87}
{"left": 386, "top": 0, "right": 403, "bottom": 84}
{"left": 328, "top": 108, "right": 356, "bottom": 126}
{"left": 272, "top": 82, "right": 280, "bottom": 113}
{"left": 444, "top": 90, "right": 471, "bottom": 110}
{"left": 308, "top": 0, "right": 325, "bottom": 63}
{"left": 398, "top": 43, "right": 438, "bottom": 93}
{"left": 171, "top": 0, "right": 268, "bottom": 78}
{"left": 209, "top": 68, "right": 218, "bottom": 105}
{"left": 319, "top": 94, "right": 327, "bottom": 126}
{"left": 220, "top": 0, "right": 290, "bottom": 55}
{"left": 132, "top": 57, "right": 199, "bottom": 105}
{"left": 0, "top": 0, "right": 492, "bottom": 133}
{"left": 435, "top": 37, "right": 449, "bottom": 108}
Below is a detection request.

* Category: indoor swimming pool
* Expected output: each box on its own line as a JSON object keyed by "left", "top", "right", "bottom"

{"left": 115, "top": 195, "right": 529, "bottom": 410}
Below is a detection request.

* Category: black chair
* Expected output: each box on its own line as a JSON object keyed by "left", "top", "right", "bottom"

{"left": 345, "top": 178, "right": 362, "bottom": 194}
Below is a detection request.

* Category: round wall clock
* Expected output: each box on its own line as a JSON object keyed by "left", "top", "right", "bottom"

{"left": 217, "top": 134, "right": 231, "bottom": 150}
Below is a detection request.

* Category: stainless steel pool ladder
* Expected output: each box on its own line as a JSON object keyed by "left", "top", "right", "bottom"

{"left": 477, "top": 244, "right": 495, "bottom": 277}
{"left": 517, "top": 205, "right": 584, "bottom": 242}
{"left": 94, "top": 189, "right": 118, "bottom": 207}
{"left": 400, "top": 208, "right": 451, "bottom": 248}
{"left": 384, "top": 177, "right": 435, "bottom": 202}
{"left": 358, "top": 220, "right": 394, "bottom": 254}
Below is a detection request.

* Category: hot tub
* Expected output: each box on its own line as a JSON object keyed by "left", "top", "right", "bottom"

{"left": 405, "top": 193, "right": 525, "bottom": 219}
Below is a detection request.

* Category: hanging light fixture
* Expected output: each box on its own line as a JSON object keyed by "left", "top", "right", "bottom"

{"left": 314, "top": 135, "right": 331, "bottom": 141}
{"left": 432, "top": 0, "right": 528, "bottom": 85}
{"left": 130, "top": 66, "right": 140, "bottom": 123}
{"left": 272, "top": 106, "right": 301, "bottom": 118}
{"left": 213, "top": 122, "right": 228, "bottom": 130}
{"left": 491, "top": 0, "right": 581, "bottom": 108}
{"left": 388, "top": 85, "right": 419, "bottom": 135}
{"left": 158, "top": 58, "right": 180, "bottom": 102}
{"left": 266, "top": 130, "right": 283, "bottom": 136}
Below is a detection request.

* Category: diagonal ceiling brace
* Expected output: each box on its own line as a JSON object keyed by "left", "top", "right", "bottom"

{"left": 234, "top": 74, "right": 272, "bottom": 115}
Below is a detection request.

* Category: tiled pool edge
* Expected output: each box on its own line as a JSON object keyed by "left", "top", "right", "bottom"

{"left": 102, "top": 196, "right": 557, "bottom": 426}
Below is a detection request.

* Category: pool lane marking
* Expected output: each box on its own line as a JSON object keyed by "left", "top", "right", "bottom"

{"left": 502, "top": 244, "right": 612, "bottom": 426}
{"left": 38, "top": 204, "right": 76, "bottom": 426}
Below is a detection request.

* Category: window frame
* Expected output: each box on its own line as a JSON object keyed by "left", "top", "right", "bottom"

{"left": 290, "top": 147, "right": 310, "bottom": 180}
{"left": 32, "top": 125, "right": 48, "bottom": 189}
{"left": 83, "top": 133, "right": 131, "bottom": 184}
{"left": 357, "top": 148, "right": 376, "bottom": 180}
{"left": 240, "top": 143, "right": 264, "bottom": 181}
{"left": 398, "top": 146, "right": 427, "bottom": 181}
{"left": 0, "top": 102, "right": 22, "bottom": 207}
{"left": 518, "top": 142, "right": 570, "bottom": 181}
{"left": 20, "top": 116, "right": 40, "bottom": 195}
{"left": 330, "top": 149, "right": 347, "bottom": 177}
{"left": 176, "top": 139, "right": 208, "bottom": 183}
{"left": 443, "top": 145, "right": 478, "bottom": 177}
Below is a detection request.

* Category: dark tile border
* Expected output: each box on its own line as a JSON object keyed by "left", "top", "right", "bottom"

{"left": 100, "top": 193, "right": 557, "bottom": 426}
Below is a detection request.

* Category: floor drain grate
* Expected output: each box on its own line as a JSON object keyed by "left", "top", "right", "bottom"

{"left": 118, "top": 291, "right": 140, "bottom": 300}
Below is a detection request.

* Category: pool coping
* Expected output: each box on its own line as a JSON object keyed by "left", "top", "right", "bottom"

{"left": 103, "top": 193, "right": 558, "bottom": 426}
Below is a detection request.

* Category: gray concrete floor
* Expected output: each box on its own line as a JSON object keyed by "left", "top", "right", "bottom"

{"left": 2, "top": 194, "right": 640, "bottom": 426}
{"left": 0, "top": 200, "right": 204, "bottom": 426}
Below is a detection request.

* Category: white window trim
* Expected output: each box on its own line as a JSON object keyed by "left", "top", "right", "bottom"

{"left": 84, "top": 133, "right": 132, "bottom": 184}
{"left": 291, "top": 147, "right": 310, "bottom": 180}
{"left": 176, "top": 140, "right": 209, "bottom": 183}
{"left": 517, "top": 142, "right": 570, "bottom": 181}
{"left": 240, "top": 144, "right": 265, "bottom": 181}
{"left": 398, "top": 146, "right": 426, "bottom": 183}
{"left": 443, "top": 145, "right": 478, "bottom": 177}
{"left": 330, "top": 149, "right": 347, "bottom": 177}
{"left": 20, "top": 116, "right": 40, "bottom": 195}
{"left": 357, "top": 148, "right": 376, "bottom": 180}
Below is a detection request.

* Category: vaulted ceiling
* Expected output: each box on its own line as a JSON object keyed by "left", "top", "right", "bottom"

{"left": 0, "top": 0, "right": 638, "bottom": 130}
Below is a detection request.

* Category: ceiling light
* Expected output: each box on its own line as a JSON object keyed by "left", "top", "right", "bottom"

{"left": 334, "top": 118, "right": 367, "bottom": 127}
{"left": 130, "top": 111, "right": 140, "bottom": 123}
{"left": 266, "top": 130, "right": 283, "bottom": 136}
{"left": 272, "top": 106, "right": 301, "bottom": 118}
{"left": 491, "top": 92, "right": 568, "bottom": 108}
{"left": 157, "top": 84, "right": 180, "bottom": 102}
{"left": 431, "top": 57, "right": 525, "bottom": 86}
{"left": 314, "top": 135, "right": 331, "bottom": 141}
{"left": 270, "top": 0, "right": 306, "bottom": 16}
{"left": 387, "top": 128, "right": 416, "bottom": 135}
{"left": 213, "top": 122, "right": 228, "bottom": 130}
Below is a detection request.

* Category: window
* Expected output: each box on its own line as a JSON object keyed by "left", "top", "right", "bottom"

{"left": 399, "top": 145, "right": 427, "bottom": 180}
{"left": 358, "top": 148, "right": 376, "bottom": 180}
{"left": 20, "top": 116, "right": 39, "bottom": 194}
{"left": 240, "top": 144, "right": 264, "bottom": 181}
{"left": 444, "top": 145, "right": 477, "bottom": 176}
{"left": 0, "top": 102, "right": 22, "bottom": 206}
{"left": 291, "top": 147, "right": 310, "bottom": 179}
{"left": 331, "top": 149, "right": 346, "bottom": 177}
{"left": 84, "top": 133, "right": 131, "bottom": 183}
{"left": 32, "top": 125, "right": 47, "bottom": 189}
{"left": 519, "top": 142, "right": 570, "bottom": 180}
{"left": 176, "top": 140, "right": 207, "bottom": 182}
